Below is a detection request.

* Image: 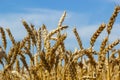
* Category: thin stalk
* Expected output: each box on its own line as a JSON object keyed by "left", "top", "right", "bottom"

{"left": 107, "top": 35, "right": 110, "bottom": 80}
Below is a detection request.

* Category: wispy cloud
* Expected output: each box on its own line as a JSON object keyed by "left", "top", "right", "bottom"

{"left": 0, "top": 8, "right": 91, "bottom": 40}
{"left": 105, "top": 0, "right": 120, "bottom": 4}
{"left": 65, "top": 23, "right": 120, "bottom": 50}
{"left": 0, "top": 8, "right": 120, "bottom": 50}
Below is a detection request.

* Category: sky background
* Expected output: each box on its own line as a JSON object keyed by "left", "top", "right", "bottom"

{"left": 0, "top": 0, "right": 120, "bottom": 53}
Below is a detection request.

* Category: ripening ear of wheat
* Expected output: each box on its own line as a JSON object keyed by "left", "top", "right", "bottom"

{"left": 90, "top": 23, "right": 106, "bottom": 47}
{"left": 107, "top": 6, "right": 120, "bottom": 35}
{"left": 0, "top": 27, "right": 7, "bottom": 50}
{"left": 6, "top": 28, "right": 16, "bottom": 46}
{"left": 0, "top": 6, "right": 120, "bottom": 80}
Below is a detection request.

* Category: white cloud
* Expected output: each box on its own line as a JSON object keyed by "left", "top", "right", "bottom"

{"left": 0, "top": 8, "right": 90, "bottom": 40}
{"left": 65, "top": 23, "right": 120, "bottom": 50}
{"left": 0, "top": 9, "right": 63, "bottom": 40}
{"left": 105, "top": 0, "right": 120, "bottom": 4}
{"left": 0, "top": 8, "right": 120, "bottom": 50}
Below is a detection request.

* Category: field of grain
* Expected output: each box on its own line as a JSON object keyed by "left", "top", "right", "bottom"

{"left": 0, "top": 6, "right": 120, "bottom": 80}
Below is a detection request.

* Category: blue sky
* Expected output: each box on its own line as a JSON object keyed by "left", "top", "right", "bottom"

{"left": 0, "top": 0, "right": 120, "bottom": 51}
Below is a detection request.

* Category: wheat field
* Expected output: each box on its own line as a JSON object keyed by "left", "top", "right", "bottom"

{"left": 0, "top": 6, "right": 120, "bottom": 80}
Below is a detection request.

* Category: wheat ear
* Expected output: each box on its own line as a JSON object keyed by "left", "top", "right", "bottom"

{"left": 58, "top": 11, "right": 66, "bottom": 27}
{"left": 0, "top": 27, "right": 7, "bottom": 49}
{"left": 90, "top": 23, "right": 106, "bottom": 46}
{"left": 22, "top": 20, "right": 36, "bottom": 46}
{"left": 73, "top": 27, "right": 83, "bottom": 50}
{"left": 107, "top": 6, "right": 120, "bottom": 34}
{"left": 6, "top": 28, "right": 15, "bottom": 45}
